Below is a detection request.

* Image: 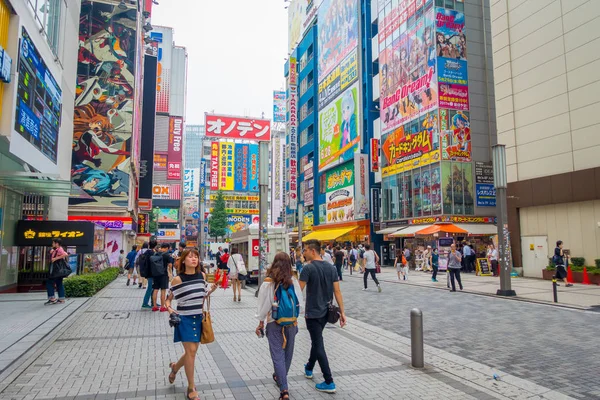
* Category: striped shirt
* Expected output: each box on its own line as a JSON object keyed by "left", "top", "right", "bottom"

{"left": 170, "top": 273, "right": 207, "bottom": 316}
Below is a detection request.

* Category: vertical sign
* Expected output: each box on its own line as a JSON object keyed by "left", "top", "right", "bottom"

{"left": 273, "top": 91, "right": 287, "bottom": 122}
{"left": 274, "top": 136, "right": 281, "bottom": 200}
{"left": 234, "top": 143, "right": 250, "bottom": 191}
{"left": 210, "top": 142, "right": 219, "bottom": 190}
{"left": 137, "top": 213, "right": 149, "bottom": 234}
{"left": 200, "top": 159, "right": 206, "bottom": 188}
{"left": 168, "top": 117, "right": 183, "bottom": 180}
{"left": 219, "top": 142, "right": 234, "bottom": 191}
{"left": 248, "top": 143, "right": 259, "bottom": 192}
{"left": 370, "top": 138, "right": 379, "bottom": 172}
{"left": 288, "top": 57, "right": 298, "bottom": 210}
{"left": 139, "top": 55, "right": 157, "bottom": 199}
{"left": 354, "top": 153, "right": 370, "bottom": 220}
{"left": 150, "top": 27, "right": 173, "bottom": 114}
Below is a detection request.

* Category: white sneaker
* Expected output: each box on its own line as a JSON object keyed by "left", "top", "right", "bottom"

{"left": 377, "top": 285, "right": 382, "bottom": 293}
{"left": 362, "top": 288, "right": 368, "bottom": 291}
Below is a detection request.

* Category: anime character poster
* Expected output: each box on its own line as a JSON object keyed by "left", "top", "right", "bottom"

{"left": 317, "top": 0, "right": 359, "bottom": 82}
{"left": 325, "top": 162, "right": 355, "bottom": 223}
{"left": 441, "top": 111, "right": 471, "bottom": 162}
{"left": 430, "top": 165, "right": 442, "bottom": 214}
{"left": 435, "top": 7, "right": 467, "bottom": 60}
{"left": 71, "top": 1, "right": 137, "bottom": 206}
{"left": 442, "top": 162, "right": 474, "bottom": 215}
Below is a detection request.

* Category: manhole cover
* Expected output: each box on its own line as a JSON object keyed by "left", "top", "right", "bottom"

{"left": 103, "top": 312, "right": 130, "bottom": 320}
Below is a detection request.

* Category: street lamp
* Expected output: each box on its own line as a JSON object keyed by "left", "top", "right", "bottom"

{"left": 492, "top": 144, "right": 516, "bottom": 296}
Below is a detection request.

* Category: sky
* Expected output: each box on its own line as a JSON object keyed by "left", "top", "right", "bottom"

{"left": 151, "top": 0, "right": 289, "bottom": 125}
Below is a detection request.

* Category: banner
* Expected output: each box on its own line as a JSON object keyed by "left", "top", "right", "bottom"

{"left": 318, "top": 82, "right": 360, "bottom": 170}
{"left": 205, "top": 114, "right": 271, "bottom": 141}
{"left": 274, "top": 136, "right": 282, "bottom": 200}
{"left": 137, "top": 214, "right": 149, "bottom": 234}
{"left": 476, "top": 184, "right": 496, "bottom": 207}
{"left": 437, "top": 58, "right": 468, "bottom": 85}
{"left": 287, "top": 0, "right": 323, "bottom": 53}
{"left": 154, "top": 208, "right": 179, "bottom": 223}
{"left": 325, "top": 162, "right": 355, "bottom": 223}
{"left": 184, "top": 168, "right": 200, "bottom": 196}
{"left": 354, "top": 154, "right": 370, "bottom": 220}
{"left": 183, "top": 198, "right": 199, "bottom": 216}
{"left": 152, "top": 184, "right": 181, "bottom": 200}
{"left": 439, "top": 83, "right": 469, "bottom": 110}
{"left": 441, "top": 110, "right": 471, "bottom": 161}
{"left": 371, "top": 139, "right": 380, "bottom": 172}
{"left": 273, "top": 91, "right": 286, "bottom": 122}
{"left": 287, "top": 57, "right": 298, "bottom": 209}
{"left": 381, "top": 127, "right": 440, "bottom": 177}
{"left": 219, "top": 142, "right": 234, "bottom": 191}
{"left": 318, "top": 49, "right": 358, "bottom": 110}
{"left": 210, "top": 142, "right": 219, "bottom": 190}
{"left": 209, "top": 194, "right": 259, "bottom": 201}
{"left": 234, "top": 144, "right": 250, "bottom": 192}
{"left": 248, "top": 144, "right": 259, "bottom": 192}
{"left": 317, "top": 0, "right": 359, "bottom": 82}
{"left": 157, "top": 229, "right": 180, "bottom": 239}
{"left": 435, "top": 7, "right": 467, "bottom": 61}
{"left": 168, "top": 117, "right": 183, "bottom": 180}
{"left": 226, "top": 215, "right": 252, "bottom": 235}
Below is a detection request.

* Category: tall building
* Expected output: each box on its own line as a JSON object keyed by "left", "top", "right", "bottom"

{"left": 185, "top": 125, "right": 205, "bottom": 170}
{"left": 491, "top": 0, "right": 600, "bottom": 277}
{"left": 0, "top": 0, "right": 82, "bottom": 291}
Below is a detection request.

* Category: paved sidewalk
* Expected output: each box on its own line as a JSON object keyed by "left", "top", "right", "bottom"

{"left": 367, "top": 267, "right": 600, "bottom": 309}
{"left": 0, "top": 276, "right": 574, "bottom": 400}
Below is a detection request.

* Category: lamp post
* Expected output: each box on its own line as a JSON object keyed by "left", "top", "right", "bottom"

{"left": 256, "top": 140, "right": 270, "bottom": 297}
{"left": 492, "top": 144, "right": 516, "bottom": 296}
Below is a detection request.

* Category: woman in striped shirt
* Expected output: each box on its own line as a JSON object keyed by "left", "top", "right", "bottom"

{"left": 165, "top": 248, "right": 217, "bottom": 400}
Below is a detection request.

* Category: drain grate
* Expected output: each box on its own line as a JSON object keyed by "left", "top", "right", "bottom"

{"left": 103, "top": 312, "right": 130, "bottom": 320}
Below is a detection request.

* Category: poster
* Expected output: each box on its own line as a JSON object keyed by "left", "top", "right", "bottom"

{"left": 183, "top": 168, "right": 199, "bottom": 196}
{"left": 317, "top": 0, "right": 359, "bottom": 82}
{"left": 476, "top": 184, "right": 496, "bottom": 207}
{"left": 273, "top": 91, "right": 287, "bottom": 122}
{"left": 288, "top": 0, "right": 323, "bottom": 53}
{"left": 219, "top": 142, "right": 234, "bottom": 191}
{"left": 168, "top": 117, "right": 183, "bottom": 180}
{"left": 185, "top": 224, "right": 198, "bottom": 237}
{"left": 104, "top": 231, "right": 122, "bottom": 267}
{"left": 439, "top": 83, "right": 469, "bottom": 111}
{"left": 154, "top": 152, "right": 167, "bottom": 170}
{"left": 442, "top": 162, "right": 474, "bottom": 215}
{"left": 318, "top": 49, "right": 358, "bottom": 110}
{"left": 325, "top": 162, "right": 355, "bottom": 223}
{"left": 183, "top": 198, "right": 199, "bottom": 217}
{"left": 71, "top": 2, "right": 136, "bottom": 206}
{"left": 435, "top": 8, "right": 467, "bottom": 61}
{"left": 381, "top": 125, "right": 440, "bottom": 177}
{"left": 226, "top": 215, "right": 252, "bottom": 235}
{"left": 318, "top": 82, "right": 360, "bottom": 169}
{"left": 234, "top": 144, "right": 250, "bottom": 192}
{"left": 354, "top": 154, "right": 370, "bottom": 220}
{"left": 437, "top": 58, "right": 468, "bottom": 85}
{"left": 441, "top": 111, "right": 471, "bottom": 161}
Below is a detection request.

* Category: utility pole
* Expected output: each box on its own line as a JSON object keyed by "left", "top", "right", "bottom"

{"left": 297, "top": 203, "right": 304, "bottom": 247}
{"left": 256, "top": 140, "right": 270, "bottom": 296}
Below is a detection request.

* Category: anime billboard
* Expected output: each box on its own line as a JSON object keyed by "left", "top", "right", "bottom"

{"left": 440, "top": 110, "right": 471, "bottom": 162}
{"left": 435, "top": 8, "right": 467, "bottom": 60}
{"left": 71, "top": 1, "right": 137, "bottom": 206}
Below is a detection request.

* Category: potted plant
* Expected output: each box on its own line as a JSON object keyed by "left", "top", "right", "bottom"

{"left": 542, "top": 258, "right": 556, "bottom": 280}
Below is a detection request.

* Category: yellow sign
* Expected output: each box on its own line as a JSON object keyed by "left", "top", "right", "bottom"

{"left": 209, "top": 195, "right": 259, "bottom": 201}
{"left": 25, "top": 229, "right": 84, "bottom": 239}
{"left": 219, "top": 142, "right": 234, "bottom": 191}
{"left": 210, "top": 208, "right": 259, "bottom": 215}
{"left": 530, "top": 244, "right": 534, "bottom": 251}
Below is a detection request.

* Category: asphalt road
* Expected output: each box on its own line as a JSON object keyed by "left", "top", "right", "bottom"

{"left": 338, "top": 272, "right": 600, "bottom": 399}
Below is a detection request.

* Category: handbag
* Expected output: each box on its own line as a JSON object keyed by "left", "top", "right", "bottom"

{"left": 327, "top": 300, "right": 340, "bottom": 324}
{"left": 201, "top": 296, "right": 215, "bottom": 344}
{"left": 232, "top": 255, "right": 247, "bottom": 276}
{"left": 375, "top": 263, "right": 381, "bottom": 274}
{"left": 50, "top": 255, "right": 72, "bottom": 279}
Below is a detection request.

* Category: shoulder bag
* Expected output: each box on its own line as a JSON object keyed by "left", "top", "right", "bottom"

{"left": 201, "top": 295, "right": 215, "bottom": 344}
{"left": 312, "top": 262, "right": 341, "bottom": 324}
{"left": 232, "top": 255, "right": 247, "bottom": 276}
{"left": 50, "top": 251, "right": 72, "bottom": 279}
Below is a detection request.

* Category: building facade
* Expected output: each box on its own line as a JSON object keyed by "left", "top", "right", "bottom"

{"left": 491, "top": 0, "right": 600, "bottom": 277}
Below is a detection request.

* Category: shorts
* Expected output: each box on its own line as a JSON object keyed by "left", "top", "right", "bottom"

{"left": 555, "top": 265, "right": 567, "bottom": 280}
{"left": 152, "top": 275, "right": 169, "bottom": 290}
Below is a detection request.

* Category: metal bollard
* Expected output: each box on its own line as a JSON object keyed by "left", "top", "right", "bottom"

{"left": 410, "top": 308, "right": 424, "bottom": 368}
{"left": 552, "top": 278, "right": 558, "bottom": 303}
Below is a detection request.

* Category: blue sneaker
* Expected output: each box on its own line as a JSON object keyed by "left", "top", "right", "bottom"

{"left": 316, "top": 381, "right": 336, "bottom": 393}
{"left": 141, "top": 304, "right": 152, "bottom": 309}
{"left": 304, "top": 364, "right": 313, "bottom": 379}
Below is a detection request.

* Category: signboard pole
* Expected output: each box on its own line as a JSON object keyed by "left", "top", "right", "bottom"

{"left": 298, "top": 203, "right": 304, "bottom": 248}
{"left": 256, "top": 141, "right": 270, "bottom": 297}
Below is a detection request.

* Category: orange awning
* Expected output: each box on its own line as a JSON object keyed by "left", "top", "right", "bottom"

{"left": 415, "top": 223, "right": 468, "bottom": 235}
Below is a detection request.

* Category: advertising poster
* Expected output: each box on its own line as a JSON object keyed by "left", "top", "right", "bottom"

{"left": 435, "top": 7, "right": 467, "bottom": 61}
{"left": 439, "top": 83, "right": 469, "bottom": 111}
{"left": 234, "top": 144, "right": 249, "bottom": 191}
{"left": 70, "top": 2, "right": 137, "bottom": 206}
{"left": 325, "top": 162, "right": 355, "bottom": 223}
{"left": 317, "top": 0, "right": 359, "bottom": 82}
{"left": 318, "top": 49, "right": 358, "bottom": 110}
{"left": 219, "top": 142, "right": 234, "bottom": 191}
{"left": 476, "top": 184, "right": 496, "bottom": 207}
{"left": 442, "top": 162, "right": 474, "bottom": 214}
{"left": 210, "top": 142, "right": 219, "bottom": 190}
{"left": 137, "top": 214, "right": 149, "bottom": 234}
{"left": 183, "top": 198, "right": 199, "bottom": 216}
{"left": 288, "top": 0, "right": 323, "bottom": 53}
{"left": 381, "top": 126, "right": 440, "bottom": 177}
{"left": 431, "top": 165, "right": 443, "bottom": 214}
{"left": 441, "top": 110, "right": 471, "bottom": 161}
{"left": 318, "top": 82, "right": 360, "bottom": 170}
{"left": 152, "top": 184, "right": 180, "bottom": 200}
{"left": 168, "top": 117, "right": 183, "bottom": 180}
{"left": 437, "top": 57, "right": 468, "bottom": 85}
{"left": 304, "top": 211, "right": 314, "bottom": 230}
{"left": 154, "top": 208, "right": 179, "bottom": 224}
{"left": 183, "top": 168, "right": 199, "bottom": 196}
{"left": 379, "top": 7, "right": 438, "bottom": 134}
{"left": 154, "top": 152, "right": 167, "bottom": 170}
{"left": 185, "top": 224, "right": 198, "bottom": 237}
{"left": 227, "top": 215, "right": 252, "bottom": 235}
{"left": 273, "top": 91, "right": 287, "bottom": 122}
{"left": 150, "top": 27, "right": 173, "bottom": 113}
{"left": 205, "top": 114, "right": 271, "bottom": 141}
{"left": 354, "top": 154, "right": 370, "bottom": 220}
{"left": 248, "top": 144, "right": 259, "bottom": 192}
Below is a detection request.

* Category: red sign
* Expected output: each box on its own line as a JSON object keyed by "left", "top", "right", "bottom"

{"left": 168, "top": 117, "right": 183, "bottom": 180}
{"left": 371, "top": 139, "right": 379, "bottom": 172}
{"left": 139, "top": 199, "right": 152, "bottom": 210}
{"left": 205, "top": 114, "right": 271, "bottom": 141}
{"left": 251, "top": 239, "right": 270, "bottom": 257}
{"left": 210, "top": 142, "right": 219, "bottom": 190}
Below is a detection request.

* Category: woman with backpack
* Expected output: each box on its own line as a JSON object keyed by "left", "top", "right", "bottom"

{"left": 227, "top": 250, "right": 247, "bottom": 302}
{"left": 255, "top": 252, "right": 303, "bottom": 400}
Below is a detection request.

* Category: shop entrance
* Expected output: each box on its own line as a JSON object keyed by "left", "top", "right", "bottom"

{"left": 521, "top": 236, "right": 547, "bottom": 278}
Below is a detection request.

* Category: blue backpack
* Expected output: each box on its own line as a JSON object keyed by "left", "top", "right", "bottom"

{"left": 274, "top": 284, "right": 300, "bottom": 326}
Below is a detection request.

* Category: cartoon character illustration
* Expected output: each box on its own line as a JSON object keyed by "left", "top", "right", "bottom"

{"left": 452, "top": 112, "right": 471, "bottom": 152}
{"left": 72, "top": 164, "right": 119, "bottom": 196}
{"left": 340, "top": 90, "right": 357, "bottom": 150}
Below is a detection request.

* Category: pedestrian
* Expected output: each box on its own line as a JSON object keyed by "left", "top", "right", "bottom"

{"left": 358, "top": 244, "right": 366, "bottom": 272}
{"left": 256, "top": 252, "right": 303, "bottom": 400}
{"left": 45, "top": 238, "right": 68, "bottom": 305}
{"left": 220, "top": 248, "right": 230, "bottom": 272}
{"left": 448, "top": 243, "right": 464, "bottom": 292}
{"left": 462, "top": 241, "right": 474, "bottom": 273}
{"left": 394, "top": 249, "right": 404, "bottom": 280}
{"left": 215, "top": 246, "right": 224, "bottom": 268}
{"left": 227, "top": 249, "right": 246, "bottom": 302}
{"left": 150, "top": 243, "right": 172, "bottom": 312}
{"left": 341, "top": 245, "right": 348, "bottom": 270}
{"left": 136, "top": 242, "right": 155, "bottom": 309}
{"left": 553, "top": 240, "right": 573, "bottom": 287}
{"left": 431, "top": 248, "right": 439, "bottom": 282}
{"left": 362, "top": 245, "right": 382, "bottom": 292}
{"left": 423, "top": 245, "right": 432, "bottom": 272}
{"left": 118, "top": 249, "right": 126, "bottom": 275}
{"left": 299, "top": 239, "right": 347, "bottom": 394}
{"left": 321, "top": 247, "right": 334, "bottom": 265}
{"left": 403, "top": 246, "right": 411, "bottom": 268}
{"left": 348, "top": 245, "right": 358, "bottom": 272}
{"left": 333, "top": 246, "right": 344, "bottom": 281}
{"left": 166, "top": 248, "right": 218, "bottom": 400}
{"left": 125, "top": 246, "right": 137, "bottom": 285}
{"left": 487, "top": 244, "right": 499, "bottom": 276}
{"left": 295, "top": 247, "right": 304, "bottom": 276}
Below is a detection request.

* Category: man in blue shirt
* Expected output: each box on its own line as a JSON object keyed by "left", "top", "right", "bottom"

{"left": 462, "top": 242, "right": 475, "bottom": 273}
{"left": 125, "top": 246, "right": 138, "bottom": 286}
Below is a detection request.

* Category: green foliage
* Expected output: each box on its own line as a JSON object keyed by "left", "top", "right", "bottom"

{"left": 588, "top": 268, "right": 600, "bottom": 275}
{"left": 571, "top": 257, "right": 585, "bottom": 267}
{"left": 64, "top": 268, "right": 119, "bottom": 297}
{"left": 208, "top": 190, "right": 228, "bottom": 240}
{"left": 570, "top": 265, "right": 585, "bottom": 272}
{"left": 595, "top": 259, "right": 600, "bottom": 269}
{"left": 548, "top": 257, "right": 556, "bottom": 268}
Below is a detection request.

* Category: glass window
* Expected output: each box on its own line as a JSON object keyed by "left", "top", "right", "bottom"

{"left": 455, "top": 1, "right": 464, "bottom": 12}
{"left": 431, "top": 165, "right": 442, "bottom": 214}
{"left": 390, "top": 176, "right": 399, "bottom": 220}
{"left": 441, "top": 162, "right": 474, "bottom": 215}
{"left": 435, "top": 0, "right": 444, "bottom": 6}
{"left": 402, "top": 173, "right": 413, "bottom": 218}
{"left": 27, "top": 0, "right": 63, "bottom": 56}
{"left": 445, "top": 0, "right": 454, "bottom": 9}
{"left": 413, "top": 170, "right": 422, "bottom": 217}
{"left": 422, "top": 166, "right": 431, "bottom": 216}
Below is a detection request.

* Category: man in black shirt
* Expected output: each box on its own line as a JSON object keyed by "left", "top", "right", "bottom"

{"left": 333, "top": 246, "right": 345, "bottom": 281}
{"left": 150, "top": 243, "right": 172, "bottom": 312}
{"left": 299, "top": 239, "right": 346, "bottom": 394}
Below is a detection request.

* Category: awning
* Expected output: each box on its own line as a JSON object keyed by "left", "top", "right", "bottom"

{"left": 389, "top": 225, "right": 426, "bottom": 237}
{"left": 415, "top": 223, "right": 468, "bottom": 235}
{"left": 302, "top": 226, "right": 357, "bottom": 242}
{"left": 0, "top": 171, "right": 74, "bottom": 197}
{"left": 375, "top": 227, "right": 406, "bottom": 235}
{"left": 455, "top": 223, "right": 498, "bottom": 236}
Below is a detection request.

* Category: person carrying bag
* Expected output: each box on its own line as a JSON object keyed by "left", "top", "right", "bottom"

{"left": 46, "top": 238, "right": 70, "bottom": 305}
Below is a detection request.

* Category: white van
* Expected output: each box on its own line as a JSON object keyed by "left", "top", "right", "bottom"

{"left": 229, "top": 225, "right": 289, "bottom": 283}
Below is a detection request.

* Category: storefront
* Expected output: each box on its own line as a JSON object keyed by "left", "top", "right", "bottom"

{"left": 301, "top": 219, "right": 370, "bottom": 246}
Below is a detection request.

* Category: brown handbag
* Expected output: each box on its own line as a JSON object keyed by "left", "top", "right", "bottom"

{"left": 201, "top": 295, "right": 215, "bottom": 344}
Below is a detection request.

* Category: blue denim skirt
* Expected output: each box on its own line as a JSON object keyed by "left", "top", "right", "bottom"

{"left": 174, "top": 314, "right": 202, "bottom": 343}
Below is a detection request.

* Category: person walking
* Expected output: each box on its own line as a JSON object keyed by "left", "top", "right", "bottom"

{"left": 333, "top": 246, "right": 344, "bottom": 281}
{"left": 487, "top": 244, "right": 499, "bottom": 276}
{"left": 422, "top": 245, "right": 432, "bottom": 272}
{"left": 295, "top": 247, "right": 304, "bottom": 277}
{"left": 136, "top": 242, "right": 154, "bottom": 309}
{"left": 348, "top": 245, "right": 358, "bottom": 273}
{"left": 227, "top": 250, "right": 246, "bottom": 302}
{"left": 448, "top": 244, "right": 463, "bottom": 292}
{"left": 321, "top": 247, "right": 334, "bottom": 265}
{"left": 256, "top": 252, "right": 303, "bottom": 400}
{"left": 118, "top": 249, "right": 126, "bottom": 275}
{"left": 393, "top": 249, "right": 404, "bottom": 280}
{"left": 166, "top": 248, "right": 218, "bottom": 400}
{"left": 299, "top": 239, "right": 347, "bottom": 394}
{"left": 45, "top": 238, "right": 68, "bottom": 305}
{"left": 362, "top": 245, "right": 381, "bottom": 292}
{"left": 462, "top": 241, "right": 474, "bottom": 273}
{"left": 125, "top": 246, "right": 137, "bottom": 285}
{"left": 431, "top": 248, "right": 439, "bottom": 282}
{"left": 149, "top": 243, "right": 171, "bottom": 312}
{"left": 553, "top": 240, "right": 573, "bottom": 287}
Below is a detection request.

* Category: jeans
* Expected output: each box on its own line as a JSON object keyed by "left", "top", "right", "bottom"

{"left": 305, "top": 315, "right": 333, "bottom": 384}
{"left": 143, "top": 277, "right": 153, "bottom": 306}
{"left": 363, "top": 269, "right": 380, "bottom": 288}
{"left": 335, "top": 264, "right": 343, "bottom": 281}
{"left": 267, "top": 322, "right": 298, "bottom": 391}
{"left": 432, "top": 265, "right": 438, "bottom": 280}
{"left": 449, "top": 268, "right": 463, "bottom": 291}
{"left": 46, "top": 277, "right": 65, "bottom": 300}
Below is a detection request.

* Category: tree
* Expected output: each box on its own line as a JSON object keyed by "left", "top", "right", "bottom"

{"left": 149, "top": 208, "right": 158, "bottom": 235}
{"left": 208, "top": 190, "right": 227, "bottom": 241}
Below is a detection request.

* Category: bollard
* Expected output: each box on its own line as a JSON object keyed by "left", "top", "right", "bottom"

{"left": 410, "top": 308, "right": 424, "bottom": 368}
{"left": 552, "top": 277, "right": 558, "bottom": 303}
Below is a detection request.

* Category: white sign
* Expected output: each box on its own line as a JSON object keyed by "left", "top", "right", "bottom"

{"left": 157, "top": 229, "right": 180, "bottom": 239}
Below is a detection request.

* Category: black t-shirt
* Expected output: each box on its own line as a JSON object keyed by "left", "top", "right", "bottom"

{"left": 554, "top": 247, "right": 564, "bottom": 266}
{"left": 145, "top": 250, "right": 171, "bottom": 277}
{"left": 334, "top": 251, "right": 344, "bottom": 267}
{"left": 299, "top": 260, "right": 339, "bottom": 319}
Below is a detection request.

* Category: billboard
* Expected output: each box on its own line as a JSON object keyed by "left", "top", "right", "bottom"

{"left": 318, "top": 49, "right": 358, "bottom": 110}
{"left": 435, "top": 8, "right": 467, "bottom": 61}
{"left": 149, "top": 27, "right": 173, "bottom": 114}
{"left": 71, "top": 2, "right": 136, "bottom": 206}
{"left": 440, "top": 110, "right": 471, "bottom": 162}
{"left": 287, "top": 57, "right": 298, "bottom": 209}
{"left": 354, "top": 154, "right": 370, "bottom": 220}
{"left": 154, "top": 152, "right": 167, "bottom": 170}
{"left": 381, "top": 126, "right": 440, "bottom": 178}
{"left": 154, "top": 208, "right": 179, "bottom": 223}
{"left": 183, "top": 168, "right": 200, "bottom": 196}
{"left": 317, "top": 0, "right": 359, "bottom": 82}
{"left": 273, "top": 91, "right": 286, "bottom": 122}
{"left": 287, "top": 0, "right": 323, "bottom": 53}
{"left": 205, "top": 114, "right": 271, "bottom": 141}
{"left": 219, "top": 142, "right": 234, "bottom": 191}
{"left": 226, "top": 215, "right": 253, "bottom": 235}
{"left": 152, "top": 184, "right": 181, "bottom": 200}
{"left": 234, "top": 144, "right": 250, "bottom": 191}
{"left": 379, "top": 5, "right": 438, "bottom": 134}
{"left": 139, "top": 55, "right": 157, "bottom": 200}
{"left": 210, "top": 142, "right": 219, "bottom": 190}
{"left": 318, "top": 82, "right": 360, "bottom": 170}
{"left": 436, "top": 8, "right": 468, "bottom": 111}
{"left": 168, "top": 116, "right": 183, "bottom": 180}
{"left": 325, "top": 162, "right": 355, "bottom": 223}
{"left": 183, "top": 197, "right": 199, "bottom": 216}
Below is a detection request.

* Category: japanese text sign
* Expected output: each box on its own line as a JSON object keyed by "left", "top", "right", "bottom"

{"left": 168, "top": 117, "right": 183, "bottom": 180}
{"left": 382, "top": 129, "right": 440, "bottom": 177}
{"left": 210, "top": 142, "right": 219, "bottom": 190}
{"left": 219, "top": 142, "right": 235, "bottom": 191}
{"left": 205, "top": 114, "right": 271, "bottom": 141}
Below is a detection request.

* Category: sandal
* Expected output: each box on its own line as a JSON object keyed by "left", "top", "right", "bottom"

{"left": 168, "top": 362, "right": 176, "bottom": 384}
{"left": 279, "top": 390, "right": 289, "bottom": 399}
{"left": 186, "top": 387, "right": 200, "bottom": 400}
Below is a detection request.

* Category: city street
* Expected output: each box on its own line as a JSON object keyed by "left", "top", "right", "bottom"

{"left": 0, "top": 275, "right": 587, "bottom": 400}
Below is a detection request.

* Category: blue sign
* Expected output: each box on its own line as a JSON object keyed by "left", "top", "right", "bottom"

{"left": 248, "top": 144, "right": 259, "bottom": 192}
{"left": 476, "top": 184, "right": 496, "bottom": 207}
{"left": 0, "top": 45, "right": 12, "bottom": 83}
{"left": 200, "top": 160, "right": 206, "bottom": 188}
{"left": 191, "top": 212, "right": 200, "bottom": 219}
{"left": 234, "top": 144, "right": 249, "bottom": 192}
{"left": 437, "top": 57, "right": 468, "bottom": 85}
{"left": 204, "top": 227, "right": 208, "bottom": 233}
